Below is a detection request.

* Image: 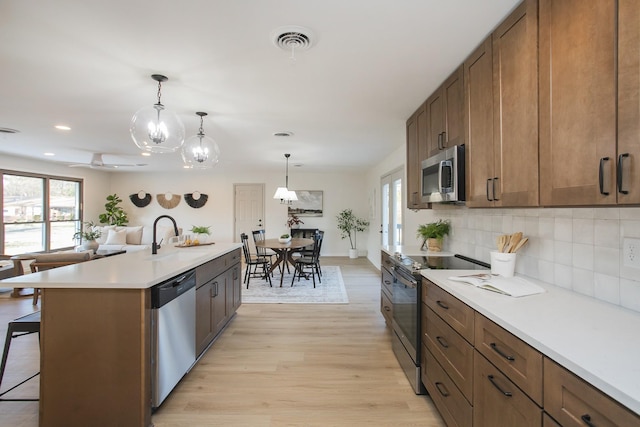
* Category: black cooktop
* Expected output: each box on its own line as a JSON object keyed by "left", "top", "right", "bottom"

{"left": 391, "top": 253, "right": 489, "bottom": 273}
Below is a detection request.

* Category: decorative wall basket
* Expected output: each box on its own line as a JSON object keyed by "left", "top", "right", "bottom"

{"left": 184, "top": 191, "right": 208, "bottom": 209}
{"left": 129, "top": 191, "right": 152, "bottom": 208}
{"left": 156, "top": 192, "right": 181, "bottom": 209}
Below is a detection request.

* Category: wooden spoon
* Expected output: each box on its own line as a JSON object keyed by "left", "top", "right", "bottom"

{"left": 507, "top": 232, "right": 522, "bottom": 253}
{"left": 497, "top": 234, "right": 509, "bottom": 252}
{"left": 511, "top": 237, "right": 529, "bottom": 253}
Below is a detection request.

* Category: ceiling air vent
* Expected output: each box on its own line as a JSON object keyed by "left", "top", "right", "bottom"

{"left": 273, "top": 131, "right": 293, "bottom": 137}
{"left": 0, "top": 127, "right": 19, "bottom": 134}
{"left": 272, "top": 26, "right": 314, "bottom": 53}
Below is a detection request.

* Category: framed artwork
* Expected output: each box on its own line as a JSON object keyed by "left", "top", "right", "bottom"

{"left": 288, "top": 190, "right": 323, "bottom": 217}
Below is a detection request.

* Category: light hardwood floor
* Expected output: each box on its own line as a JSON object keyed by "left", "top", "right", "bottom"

{"left": 0, "top": 256, "right": 445, "bottom": 427}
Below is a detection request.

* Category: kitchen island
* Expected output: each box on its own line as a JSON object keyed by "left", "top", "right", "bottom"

{"left": 1, "top": 242, "right": 241, "bottom": 427}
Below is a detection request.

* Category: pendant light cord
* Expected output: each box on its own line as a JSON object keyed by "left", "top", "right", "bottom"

{"left": 156, "top": 80, "right": 163, "bottom": 107}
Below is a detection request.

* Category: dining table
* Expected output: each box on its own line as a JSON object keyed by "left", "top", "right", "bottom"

{"left": 254, "top": 237, "right": 314, "bottom": 287}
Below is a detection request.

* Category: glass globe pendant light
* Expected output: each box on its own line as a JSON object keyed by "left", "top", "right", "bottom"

{"left": 130, "top": 74, "right": 185, "bottom": 153}
{"left": 181, "top": 112, "right": 220, "bottom": 169}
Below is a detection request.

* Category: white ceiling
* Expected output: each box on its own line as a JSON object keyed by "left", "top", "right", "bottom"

{"left": 0, "top": 0, "right": 520, "bottom": 173}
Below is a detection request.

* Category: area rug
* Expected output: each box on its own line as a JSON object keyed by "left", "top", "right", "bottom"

{"left": 242, "top": 265, "right": 349, "bottom": 304}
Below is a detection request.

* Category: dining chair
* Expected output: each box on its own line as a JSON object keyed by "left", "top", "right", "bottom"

{"left": 240, "top": 233, "right": 272, "bottom": 288}
{"left": 251, "top": 229, "right": 279, "bottom": 274}
{"left": 291, "top": 231, "right": 323, "bottom": 288}
{"left": 29, "top": 251, "right": 93, "bottom": 305}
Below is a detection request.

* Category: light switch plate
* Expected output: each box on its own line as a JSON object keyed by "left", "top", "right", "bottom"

{"left": 623, "top": 238, "right": 640, "bottom": 268}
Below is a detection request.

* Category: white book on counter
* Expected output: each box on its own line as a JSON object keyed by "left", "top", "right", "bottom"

{"left": 447, "top": 274, "right": 545, "bottom": 297}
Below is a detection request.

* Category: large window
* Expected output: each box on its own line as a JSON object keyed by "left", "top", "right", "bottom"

{"left": 2, "top": 171, "right": 82, "bottom": 255}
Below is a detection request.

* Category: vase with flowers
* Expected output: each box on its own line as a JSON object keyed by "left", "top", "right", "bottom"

{"left": 73, "top": 221, "right": 102, "bottom": 253}
{"left": 286, "top": 214, "right": 304, "bottom": 229}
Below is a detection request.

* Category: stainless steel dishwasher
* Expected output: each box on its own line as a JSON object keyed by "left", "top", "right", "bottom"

{"left": 151, "top": 269, "right": 197, "bottom": 409}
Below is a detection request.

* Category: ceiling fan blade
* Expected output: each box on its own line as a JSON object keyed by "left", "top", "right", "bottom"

{"left": 67, "top": 153, "right": 147, "bottom": 169}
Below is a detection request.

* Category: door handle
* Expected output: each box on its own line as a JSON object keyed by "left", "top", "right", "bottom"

{"left": 492, "top": 177, "right": 499, "bottom": 201}
{"left": 599, "top": 157, "right": 610, "bottom": 195}
{"left": 617, "top": 153, "right": 629, "bottom": 195}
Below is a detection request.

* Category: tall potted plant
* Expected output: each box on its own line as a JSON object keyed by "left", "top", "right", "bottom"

{"left": 416, "top": 219, "right": 450, "bottom": 252}
{"left": 336, "top": 208, "right": 370, "bottom": 258}
{"left": 98, "top": 194, "right": 129, "bottom": 226}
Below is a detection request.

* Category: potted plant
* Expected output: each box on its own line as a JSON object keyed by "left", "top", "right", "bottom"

{"left": 336, "top": 208, "right": 370, "bottom": 258}
{"left": 286, "top": 214, "right": 304, "bottom": 229}
{"left": 279, "top": 233, "right": 291, "bottom": 243}
{"left": 417, "top": 219, "right": 450, "bottom": 252}
{"left": 189, "top": 225, "right": 211, "bottom": 244}
{"left": 98, "top": 194, "right": 129, "bottom": 226}
{"left": 73, "top": 221, "right": 102, "bottom": 252}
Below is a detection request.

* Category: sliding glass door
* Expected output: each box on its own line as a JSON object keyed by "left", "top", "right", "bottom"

{"left": 381, "top": 168, "right": 403, "bottom": 247}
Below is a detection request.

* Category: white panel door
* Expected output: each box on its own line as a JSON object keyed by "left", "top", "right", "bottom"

{"left": 234, "top": 184, "right": 265, "bottom": 253}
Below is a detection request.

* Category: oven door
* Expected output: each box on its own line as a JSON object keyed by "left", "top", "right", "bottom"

{"left": 391, "top": 267, "right": 419, "bottom": 362}
{"left": 391, "top": 266, "right": 424, "bottom": 394}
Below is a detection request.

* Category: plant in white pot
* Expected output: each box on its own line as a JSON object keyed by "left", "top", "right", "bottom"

{"left": 336, "top": 209, "right": 370, "bottom": 258}
{"left": 189, "top": 225, "right": 211, "bottom": 245}
{"left": 73, "top": 221, "right": 102, "bottom": 252}
{"left": 417, "top": 219, "right": 450, "bottom": 252}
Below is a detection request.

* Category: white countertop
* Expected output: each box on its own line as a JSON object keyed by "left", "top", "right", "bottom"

{"left": 422, "top": 269, "right": 640, "bottom": 415}
{"left": 0, "top": 242, "right": 242, "bottom": 289}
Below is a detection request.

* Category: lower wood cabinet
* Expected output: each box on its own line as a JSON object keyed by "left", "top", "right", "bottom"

{"left": 195, "top": 249, "right": 241, "bottom": 356}
{"left": 422, "top": 344, "right": 472, "bottom": 427}
{"left": 474, "top": 313, "right": 543, "bottom": 405}
{"left": 473, "top": 350, "right": 542, "bottom": 427}
{"left": 424, "top": 306, "right": 474, "bottom": 401}
{"left": 380, "top": 251, "right": 393, "bottom": 325}
{"left": 544, "top": 357, "right": 640, "bottom": 427}
{"left": 421, "top": 279, "right": 637, "bottom": 427}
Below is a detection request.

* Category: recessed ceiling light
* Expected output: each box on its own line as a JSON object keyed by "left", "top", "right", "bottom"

{"left": 55, "top": 125, "right": 71, "bottom": 131}
{"left": 43, "top": 152, "right": 55, "bottom": 156}
{"left": 141, "top": 152, "right": 151, "bottom": 157}
{"left": 273, "top": 131, "right": 293, "bottom": 137}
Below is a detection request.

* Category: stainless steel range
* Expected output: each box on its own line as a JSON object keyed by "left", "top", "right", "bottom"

{"left": 388, "top": 252, "right": 488, "bottom": 394}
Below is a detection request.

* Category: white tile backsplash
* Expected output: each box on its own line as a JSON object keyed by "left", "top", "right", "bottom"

{"left": 440, "top": 207, "right": 640, "bottom": 313}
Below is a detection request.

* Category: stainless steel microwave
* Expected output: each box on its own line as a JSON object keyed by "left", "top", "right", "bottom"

{"left": 421, "top": 145, "right": 465, "bottom": 203}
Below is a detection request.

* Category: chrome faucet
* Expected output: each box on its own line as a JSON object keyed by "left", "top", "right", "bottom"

{"left": 152, "top": 215, "right": 179, "bottom": 254}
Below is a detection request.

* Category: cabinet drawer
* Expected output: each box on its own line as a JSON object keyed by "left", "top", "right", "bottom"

{"left": 544, "top": 357, "right": 640, "bottom": 427}
{"left": 424, "top": 306, "right": 473, "bottom": 402}
{"left": 543, "top": 413, "right": 560, "bottom": 427}
{"left": 380, "top": 291, "right": 392, "bottom": 325}
{"left": 196, "top": 257, "right": 226, "bottom": 287}
{"left": 475, "top": 313, "right": 542, "bottom": 405}
{"left": 474, "top": 351, "right": 542, "bottom": 427}
{"left": 381, "top": 264, "right": 393, "bottom": 297}
{"left": 196, "top": 249, "right": 241, "bottom": 287}
{"left": 423, "top": 280, "right": 474, "bottom": 344}
{"left": 423, "top": 345, "right": 472, "bottom": 427}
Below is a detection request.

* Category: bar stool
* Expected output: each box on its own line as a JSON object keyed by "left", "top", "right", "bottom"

{"left": 0, "top": 311, "right": 40, "bottom": 401}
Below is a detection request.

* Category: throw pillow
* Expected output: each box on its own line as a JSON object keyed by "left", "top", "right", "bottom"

{"left": 124, "top": 226, "right": 143, "bottom": 245}
{"left": 94, "top": 225, "right": 115, "bottom": 245}
{"left": 105, "top": 228, "right": 127, "bottom": 245}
